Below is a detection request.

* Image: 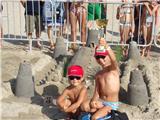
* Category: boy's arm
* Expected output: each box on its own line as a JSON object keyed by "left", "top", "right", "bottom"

{"left": 64, "top": 87, "right": 87, "bottom": 113}
{"left": 105, "top": 43, "right": 118, "bottom": 71}
{"left": 90, "top": 76, "right": 101, "bottom": 111}
{"left": 91, "top": 76, "right": 100, "bottom": 103}
{"left": 99, "top": 38, "right": 118, "bottom": 71}
{"left": 56, "top": 89, "right": 69, "bottom": 110}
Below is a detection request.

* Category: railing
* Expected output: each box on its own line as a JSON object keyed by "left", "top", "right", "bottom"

{"left": 1, "top": 0, "right": 160, "bottom": 52}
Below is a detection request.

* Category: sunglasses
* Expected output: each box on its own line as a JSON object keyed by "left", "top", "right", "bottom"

{"left": 95, "top": 55, "right": 106, "bottom": 60}
{"left": 68, "top": 76, "right": 81, "bottom": 80}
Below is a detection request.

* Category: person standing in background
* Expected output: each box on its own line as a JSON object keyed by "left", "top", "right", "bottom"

{"left": 43, "top": 0, "right": 65, "bottom": 50}
{"left": 141, "top": 1, "right": 157, "bottom": 57}
{"left": 20, "top": 0, "right": 44, "bottom": 50}
{"left": 69, "top": 2, "right": 87, "bottom": 51}
{"left": 0, "top": 2, "right": 3, "bottom": 48}
{"left": 116, "top": 0, "right": 135, "bottom": 57}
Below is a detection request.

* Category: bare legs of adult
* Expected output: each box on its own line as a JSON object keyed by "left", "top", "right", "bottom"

{"left": 146, "top": 25, "right": 152, "bottom": 58}
{"left": 35, "top": 31, "right": 42, "bottom": 49}
{"left": 142, "top": 25, "right": 152, "bottom": 57}
{"left": 120, "top": 26, "right": 131, "bottom": 57}
{"left": 78, "top": 8, "right": 87, "bottom": 47}
{"left": 70, "top": 7, "right": 86, "bottom": 51}
{"left": 0, "top": 27, "right": 3, "bottom": 48}
{"left": 70, "top": 11, "right": 78, "bottom": 50}
{"left": 27, "top": 33, "right": 32, "bottom": 52}
{"left": 47, "top": 26, "right": 55, "bottom": 50}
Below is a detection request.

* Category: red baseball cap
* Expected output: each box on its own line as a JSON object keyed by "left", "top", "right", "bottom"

{"left": 95, "top": 45, "right": 109, "bottom": 56}
{"left": 67, "top": 65, "right": 84, "bottom": 77}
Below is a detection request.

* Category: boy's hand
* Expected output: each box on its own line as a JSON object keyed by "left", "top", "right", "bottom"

{"left": 99, "top": 37, "right": 107, "bottom": 46}
{"left": 90, "top": 101, "right": 104, "bottom": 109}
{"left": 99, "top": 38, "right": 111, "bottom": 50}
{"left": 90, "top": 101, "right": 96, "bottom": 108}
{"left": 63, "top": 99, "right": 71, "bottom": 111}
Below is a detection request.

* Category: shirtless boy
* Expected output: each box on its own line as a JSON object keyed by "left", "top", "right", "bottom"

{"left": 116, "top": 0, "right": 135, "bottom": 56}
{"left": 81, "top": 38, "right": 120, "bottom": 120}
{"left": 56, "top": 65, "right": 88, "bottom": 119}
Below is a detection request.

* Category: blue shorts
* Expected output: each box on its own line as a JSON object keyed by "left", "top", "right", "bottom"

{"left": 81, "top": 101, "right": 119, "bottom": 120}
{"left": 102, "top": 101, "right": 119, "bottom": 110}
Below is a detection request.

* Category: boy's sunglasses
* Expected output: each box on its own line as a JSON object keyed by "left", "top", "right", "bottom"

{"left": 95, "top": 55, "right": 106, "bottom": 60}
{"left": 68, "top": 76, "right": 81, "bottom": 80}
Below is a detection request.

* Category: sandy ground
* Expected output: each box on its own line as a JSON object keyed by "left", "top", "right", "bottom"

{"left": 1, "top": 38, "right": 160, "bottom": 120}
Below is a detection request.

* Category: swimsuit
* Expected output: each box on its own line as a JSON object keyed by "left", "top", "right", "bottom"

{"left": 70, "top": 3, "right": 86, "bottom": 15}
{"left": 146, "top": 11, "right": 153, "bottom": 27}
{"left": 102, "top": 101, "right": 119, "bottom": 110}
{"left": 81, "top": 101, "right": 119, "bottom": 120}
{"left": 119, "top": 4, "right": 132, "bottom": 27}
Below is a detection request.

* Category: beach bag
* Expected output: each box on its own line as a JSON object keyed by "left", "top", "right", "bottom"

{"left": 107, "top": 110, "right": 129, "bottom": 120}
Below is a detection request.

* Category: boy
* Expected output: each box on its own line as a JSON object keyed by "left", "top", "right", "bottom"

{"left": 56, "top": 65, "right": 88, "bottom": 119}
{"left": 81, "top": 38, "right": 120, "bottom": 120}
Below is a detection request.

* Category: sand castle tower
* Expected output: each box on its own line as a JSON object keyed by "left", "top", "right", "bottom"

{"left": 123, "top": 41, "right": 148, "bottom": 105}
{"left": 86, "top": 29, "right": 99, "bottom": 47}
{"left": 53, "top": 37, "right": 67, "bottom": 59}
{"left": 15, "top": 61, "right": 34, "bottom": 97}
{"left": 128, "top": 41, "right": 141, "bottom": 62}
{"left": 128, "top": 69, "right": 148, "bottom": 105}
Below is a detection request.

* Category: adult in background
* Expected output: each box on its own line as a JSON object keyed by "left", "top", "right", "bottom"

{"left": 20, "top": 0, "right": 44, "bottom": 50}
{"left": 0, "top": 3, "right": 3, "bottom": 48}
{"left": 69, "top": 2, "right": 87, "bottom": 51}
{"left": 43, "top": 0, "right": 65, "bottom": 50}
{"left": 152, "top": 1, "right": 160, "bottom": 42}
{"left": 116, "top": 0, "right": 135, "bottom": 57}
{"left": 141, "top": 0, "right": 158, "bottom": 57}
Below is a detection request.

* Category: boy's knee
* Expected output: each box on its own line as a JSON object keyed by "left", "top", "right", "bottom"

{"left": 81, "top": 104, "right": 90, "bottom": 112}
{"left": 56, "top": 99, "right": 60, "bottom": 106}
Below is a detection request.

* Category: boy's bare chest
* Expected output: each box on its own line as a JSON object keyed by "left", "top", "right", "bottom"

{"left": 98, "top": 73, "right": 117, "bottom": 92}
{"left": 68, "top": 88, "right": 81, "bottom": 101}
